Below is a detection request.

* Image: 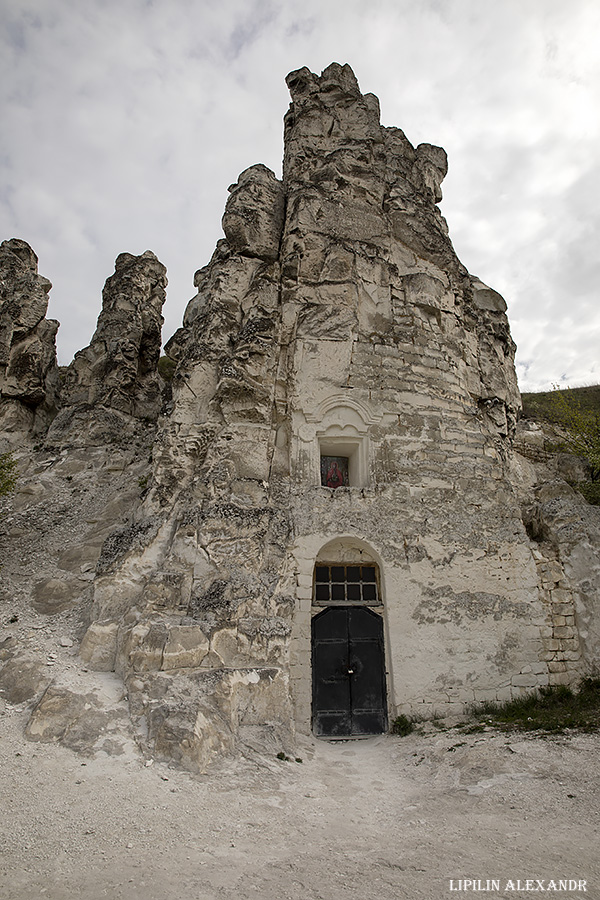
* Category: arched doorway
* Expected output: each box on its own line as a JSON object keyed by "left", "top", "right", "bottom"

{"left": 312, "top": 606, "right": 387, "bottom": 737}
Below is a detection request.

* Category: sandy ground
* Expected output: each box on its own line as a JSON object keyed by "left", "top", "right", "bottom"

{"left": 2, "top": 700, "right": 599, "bottom": 900}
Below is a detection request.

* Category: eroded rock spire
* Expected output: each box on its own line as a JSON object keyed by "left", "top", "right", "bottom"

{"left": 47, "top": 250, "right": 167, "bottom": 446}
{"left": 0, "top": 239, "right": 59, "bottom": 444}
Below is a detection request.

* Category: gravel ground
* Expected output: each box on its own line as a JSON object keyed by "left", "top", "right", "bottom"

{"left": 1, "top": 699, "right": 599, "bottom": 900}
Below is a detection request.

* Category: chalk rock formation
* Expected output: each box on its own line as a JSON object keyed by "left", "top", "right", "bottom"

{"left": 222, "top": 163, "right": 285, "bottom": 261}
{"left": 47, "top": 250, "right": 167, "bottom": 446}
{"left": 0, "top": 247, "right": 167, "bottom": 707}
{"left": 511, "top": 423, "right": 600, "bottom": 678}
{"left": 73, "top": 62, "right": 560, "bottom": 773}
{"left": 0, "top": 239, "right": 59, "bottom": 442}
{"left": 2, "top": 63, "right": 598, "bottom": 775}
{"left": 281, "top": 64, "right": 519, "bottom": 437}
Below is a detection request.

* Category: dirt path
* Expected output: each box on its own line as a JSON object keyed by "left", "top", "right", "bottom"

{"left": 2, "top": 702, "right": 598, "bottom": 900}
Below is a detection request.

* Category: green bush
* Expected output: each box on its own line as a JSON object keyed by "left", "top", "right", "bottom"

{"left": 0, "top": 451, "right": 17, "bottom": 498}
{"left": 390, "top": 714, "right": 415, "bottom": 736}
{"left": 574, "top": 481, "right": 600, "bottom": 506}
{"left": 521, "top": 385, "right": 600, "bottom": 425}
{"left": 522, "top": 385, "right": 600, "bottom": 487}
{"left": 158, "top": 355, "right": 177, "bottom": 382}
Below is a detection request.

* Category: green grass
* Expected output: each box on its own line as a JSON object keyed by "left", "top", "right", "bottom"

{"left": 466, "top": 678, "right": 600, "bottom": 734}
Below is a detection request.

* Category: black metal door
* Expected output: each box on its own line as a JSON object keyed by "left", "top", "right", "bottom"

{"left": 312, "top": 606, "right": 387, "bottom": 737}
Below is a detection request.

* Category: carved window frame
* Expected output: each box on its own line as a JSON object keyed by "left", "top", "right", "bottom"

{"left": 318, "top": 430, "right": 367, "bottom": 488}
{"left": 313, "top": 562, "right": 382, "bottom": 607}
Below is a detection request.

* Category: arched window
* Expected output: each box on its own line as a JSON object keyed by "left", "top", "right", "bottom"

{"left": 311, "top": 537, "right": 383, "bottom": 608}
{"left": 314, "top": 563, "right": 380, "bottom": 606}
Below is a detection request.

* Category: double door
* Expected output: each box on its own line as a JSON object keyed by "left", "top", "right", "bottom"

{"left": 312, "top": 606, "right": 387, "bottom": 737}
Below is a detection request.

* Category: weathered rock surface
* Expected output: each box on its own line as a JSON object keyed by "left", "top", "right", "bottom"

{"left": 0, "top": 436, "right": 154, "bottom": 766}
{"left": 0, "top": 652, "right": 51, "bottom": 704}
{"left": 0, "top": 239, "right": 59, "bottom": 443}
{"left": 46, "top": 250, "right": 167, "bottom": 447}
{"left": 25, "top": 680, "right": 131, "bottom": 756}
{"left": 0, "top": 242, "right": 167, "bottom": 448}
{"left": 511, "top": 422, "right": 600, "bottom": 677}
{"left": 222, "top": 164, "right": 285, "bottom": 261}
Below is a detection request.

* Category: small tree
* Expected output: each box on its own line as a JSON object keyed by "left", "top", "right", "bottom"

{"left": 0, "top": 451, "right": 18, "bottom": 498}
{"left": 549, "top": 387, "right": 600, "bottom": 483}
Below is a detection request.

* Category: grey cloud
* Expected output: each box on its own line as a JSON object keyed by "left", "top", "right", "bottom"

{"left": 1, "top": 0, "right": 598, "bottom": 391}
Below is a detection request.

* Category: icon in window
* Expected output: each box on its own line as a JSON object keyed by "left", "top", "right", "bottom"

{"left": 320, "top": 456, "right": 349, "bottom": 489}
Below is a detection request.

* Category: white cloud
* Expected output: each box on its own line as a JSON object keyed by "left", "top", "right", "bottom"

{"left": 0, "top": 0, "right": 598, "bottom": 392}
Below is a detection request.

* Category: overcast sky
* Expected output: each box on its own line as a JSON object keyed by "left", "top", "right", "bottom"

{"left": 1, "top": 0, "right": 598, "bottom": 392}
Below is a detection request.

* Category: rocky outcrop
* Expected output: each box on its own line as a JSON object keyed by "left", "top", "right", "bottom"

{"left": 281, "top": 63, "right": 520, "bottom": 440}
{"left": 222, "top": 164, "right": 285, "bottom": 261}
{"left": 0, "top": 239, "right": 59, "bottom": 443}
{"left": 79, "top": 161, "right": 293, "bottom": 771}
{"left": 47, "top": 250, "right": 167, "bottom": 446}
{"left": 0, "top": 246, "right": 168, "bottom": 715}
{"left": 511, "top": 420, "right": 600, "bottom": 679}
{"left": 0, "top": 242, "right": 167, "bottom": 448}
{"left": 73, "top": 63, "right": 542, "bottom": 772}
{"left": 2, "top": 63, "right": 598, "bottom": 776}
{"left": 283, "top": 64, "right": 456, "bottom": 276}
